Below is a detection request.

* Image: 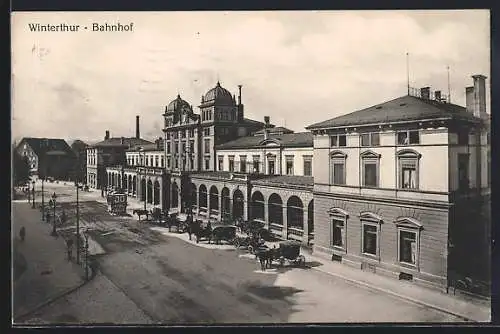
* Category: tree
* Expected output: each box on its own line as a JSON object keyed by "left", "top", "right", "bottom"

{"left": 13, "top": 151, "right": 30, "bottom": 186}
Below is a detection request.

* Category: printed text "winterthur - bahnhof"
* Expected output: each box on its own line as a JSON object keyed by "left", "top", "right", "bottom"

{"left": 28, "top": 23, "right": 134, "bottom": 32}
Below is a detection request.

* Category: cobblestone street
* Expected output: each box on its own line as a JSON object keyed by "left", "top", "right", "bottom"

{"left": 12, "top": 182, "right": 470, "bottom": 324}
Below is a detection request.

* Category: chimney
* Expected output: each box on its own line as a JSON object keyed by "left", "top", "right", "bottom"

{"left": 120, "top": 137, "right": 125, "bottom": 145}
{"left": 434, "top": 91, "right": 441, "bottom": 102}
{"left": 135, "top": 115, "right": 140, "bottom": 139}
{"left": 472, "top": 74, "right": 487, "bottom": 118}
{"left": 420, "top": 87, "right": 430, "bottom": 100}
{"left": 466, "top": 86, "right": 474, "bottom": 114}
{"left": 238, "top": 85, "right": 242, "bottom": 105}
{"left": 105, "top": 130, "right": 110, "bottom": 140}
{"left": 264, "top": 116, "right": 270, "bottom": 128}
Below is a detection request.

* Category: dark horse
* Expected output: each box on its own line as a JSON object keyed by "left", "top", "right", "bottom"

{"left": 188, "top": 220, "right": 213, "bottom": 243}
{"left": 255, "top": 246, "right": 278, "bottom": 271}
{"left": 133, "top": 209, "right": 150, "bottom": 221}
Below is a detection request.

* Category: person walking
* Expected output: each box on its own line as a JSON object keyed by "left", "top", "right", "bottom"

{"left": 66, "top": 238, "right": 74, "bottom": 261}
{"left": 19, "top": 226, "right": 26, "bottom": 242}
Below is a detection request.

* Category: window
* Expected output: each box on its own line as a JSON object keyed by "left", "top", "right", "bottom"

{"left": 330, "top": 213, "right": 347, "bottom": 250}
{"left": 240, "top": 156, "right": 247, "bottom": 173}
{"left": 166, "top": 133, "right": 170, "bottom": 140}
{"left": 330, "top": 135, "right": 347, "bottom": 147}
{"left": 395, "top": 217, "right": 422, "bottom": 267}
{"left": 397, "top": 149, "right": 421, "bottom": 190}
{"left": 182, "top": 142, "right": 186, "bottom": 153}
{"left": 189, "top": 157, "right": 194, "bottom": 170}
{"left": 363, "top": 224, "right": 378, "bottom": 256}
{"left": 457, "top": 130, "right": 469, "bottom": 146}
{"left": 204, "top": 128, "right": 210, "bottom": 136}
{"left": 161, "top": 156, "right": 164, "bottom": 167}
{"left": 228, "top": 156, "right": 235, "bottom": 172}
{"left": 174, "top": 142, "right": 179, "bottom": 154}
{"left": 330, "top": 151, "right": 347, "bottom": 185}
{"left": 397, "top": 130, "right": 419, "bottom": 145}
{"left": 204, "top": 139, "right": 210, "bottom": 153}
{"left": 173, "top": 132, "right": 178, "bottom": 139}
{"left": 361, "top": 151, "right": 380, "bottom": 187}
{"left": 253, "top": 156, "right": 260, "bottom": 173}
{"left": 286, "top": 156, "right": 294, "bottom": 175}
{"left": 189, "top": 140, "right": 194, "bottom": 153}
{"left": 360, "top": 212, "right": 382, "bottom": 257}
{"left": 204, "top": 158, "right": 210, "bottom": 170}
{"left": 361, "top": 133, "right": 380, "bottom": 147}
{"left": 155, "top": 156, "right": 159, "bottom": 167}
{"left": 218, "top": 156, "right": 224, "bottom": 171}
{"left": 174, "top": 158, "right": 178, "bottom": 169}
{"left": 166, "top": 143, "right": 171, "bottom": 154}
{"left": 189, "top": 129, "right": 195, "bottom": 137}
{"left": 303, "top": 156, "right": 312, "bottom": 176}
{"left": 400, "top": 231, "right": 417, "bottom": 264}
{"left": 458, "top": 154, "right": 470, "bottom": 190}
{"left": 167, "top": 158, "right": 171, "bottom": 168}
{"left": 181, "top": 130, "right": 186, "bottom": 138}
{"left": 268, "top": 158, "right": 275, "bottom": 175}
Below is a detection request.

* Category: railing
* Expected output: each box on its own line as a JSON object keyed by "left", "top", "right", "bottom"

{"left": 287, "top": 227, "right": 304, "bottom": 241}
{"left": 409, "top": 86, "right": 449, "bottom": 103}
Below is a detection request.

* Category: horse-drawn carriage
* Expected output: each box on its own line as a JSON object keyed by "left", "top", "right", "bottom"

{"left": 233, "top": 220, "right": 273, "bottom": 253}
{"left": 106, "top": 192, "right": 127, "bottom": 215}
{"left": 255, "top": 240, "right": 306, "bottom": 271}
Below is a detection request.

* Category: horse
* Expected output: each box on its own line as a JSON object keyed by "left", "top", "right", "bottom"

{"left": 133, "top": 209, "right": 149, "bottom": 221}
{"left": 255, "top": 247, "right": 277, "bottom": 271}
{"left": 192, "top": 220, "right": 213, "bottom": 244}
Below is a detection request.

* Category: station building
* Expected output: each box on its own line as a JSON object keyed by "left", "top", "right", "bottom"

{"left": 306, "top": 75, "right": 491, "bottom": 291}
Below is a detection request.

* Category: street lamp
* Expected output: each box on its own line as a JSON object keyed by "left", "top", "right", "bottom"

{"left": 49, "top": 192, "right": 57, "bottom": 236}
{"left": 31, "top": 180, "right": 36, "bottom": 208}
{"left": 83, "top": 230, "right": 90, "bottom": 281}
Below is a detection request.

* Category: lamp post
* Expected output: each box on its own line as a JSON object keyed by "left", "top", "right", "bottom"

{"left": 41, "top": 157, "right": 46, "bottom": 221}
{"left": 31, "top": 180, "right": 36, "bottom": 208}
{"left": 83, "top": 230, "right": 89, "bottom": 281}
{"left": 75, "top": 179, "right": 81, "bottom": 264}
{"left": 49, "top": 192, "right": 57, "bottom": 236}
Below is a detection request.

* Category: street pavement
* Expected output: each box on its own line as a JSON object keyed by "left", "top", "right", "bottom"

{"left": 12, "top": 200, "right": 86, "bottom": 323}
{"left": 15, "top": 182, "right": 470, "bottom": 324}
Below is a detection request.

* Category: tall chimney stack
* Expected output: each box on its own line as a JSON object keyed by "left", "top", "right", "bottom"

{"left": 420, "top": 87, "right": 430, "bottom": 100}
{"left": 472, "top": 74, "right": 487, "bottom": 118}
{"left": 105, "top": 130, "right": 110, "bottom": 140}
{"left": 465, "top": 86, "right": 474, "bottom": 114}
{"left": 136, "top": 115, "right": 140, "bottom": 139}
{"left": 238, "top": 85, "right": 242, "bottom": 105}
{"left": 120, "top": 137, "right": 124, "bottom": 145}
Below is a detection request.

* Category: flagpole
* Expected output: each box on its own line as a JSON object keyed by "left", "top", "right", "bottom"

{"left": 406, "top": 52, "right": 410, "bottom": 95}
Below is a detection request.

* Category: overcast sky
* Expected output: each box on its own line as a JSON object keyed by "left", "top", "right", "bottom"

{"left": 11, "top": 10, "right": 490, "bottom": 144}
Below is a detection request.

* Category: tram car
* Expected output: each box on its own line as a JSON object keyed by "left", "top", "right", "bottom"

{"left": 106, "top": 191, "right": 128, "bottom": 215}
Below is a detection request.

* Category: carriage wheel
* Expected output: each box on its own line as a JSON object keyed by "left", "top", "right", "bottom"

{"left": 279, "top": 257, "right": 285, "bottom": 267}
{"left": 248, "top": 245, "right": 254, "bottom": 254}
{"left": 234, "top": 238, "right": 240, "bottom": 248}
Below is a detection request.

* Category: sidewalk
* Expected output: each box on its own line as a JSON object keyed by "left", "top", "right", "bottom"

{"left": 12, "top": 202, "right": 87, "bottom": 323}
{"left": 302, "top": 249, "right": 491, "bottom": 322}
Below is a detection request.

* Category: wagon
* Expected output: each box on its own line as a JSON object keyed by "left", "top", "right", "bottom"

{"left": 274, "top": 240, "right": 306, "bottom": 267}
{"left": 234, "top": 234, "right": 266, "bottom": 254}
{"left": 211, "top": 225, "right": 237, "bottom": 245}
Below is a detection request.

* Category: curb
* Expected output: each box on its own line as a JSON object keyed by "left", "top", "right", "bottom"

{"left": 13, "top": 265, "right": 95, "bottom": 324}
{"left": 310, "top": 265, "right": 479, "bottom": 322}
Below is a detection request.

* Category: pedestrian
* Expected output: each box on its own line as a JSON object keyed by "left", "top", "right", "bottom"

{"left": 46, "top": 211, "right": 50, "bottom": 223}
{"left": 19, "top": 226, "right": 26, "bottom": 242}
{"left": 66, "top": 238, "right": 74, "bottom": 260}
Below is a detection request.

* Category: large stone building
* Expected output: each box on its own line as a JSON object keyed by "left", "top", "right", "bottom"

{"left": 87, "top": 116, "right": 152, "bottom": 190}
{"left": 305, "top": 75, "right": 490, "bottom": 292}
{"left": 16, "top": 137, "right": 76, "bottom": 180}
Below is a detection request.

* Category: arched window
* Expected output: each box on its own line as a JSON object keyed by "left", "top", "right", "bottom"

{"left": 397, "top": 149, "right": 421, "bottom": 190}
{"left": 359, "top": 212, "right": 383, "bottom": 258}
{"left": 330, "top": 151, "right": 347, "bottom": 185}
{"left": 328, "top": 208, "right": 349, "bottom": 251}
{"left": 360, "top": 150, "right": 381, "bottom": 188}
{"left": 394, "top": 217, "right": 423, "bottom": 268}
